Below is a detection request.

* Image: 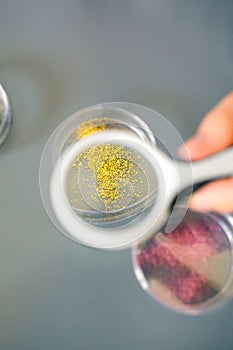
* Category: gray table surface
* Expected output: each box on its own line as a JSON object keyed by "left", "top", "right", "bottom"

{"left": 0, "top": 1, "right": 233, "bottom": 349}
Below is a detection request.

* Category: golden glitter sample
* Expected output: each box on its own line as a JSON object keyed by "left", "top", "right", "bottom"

{"left": 76, "top": 117, "right": 109, "bottom": 140}
{"left": 71, "top": 144, "right": 145, "bottom": 210}
{"left": 64, "top": 142, "right": 155, "bottom": 217}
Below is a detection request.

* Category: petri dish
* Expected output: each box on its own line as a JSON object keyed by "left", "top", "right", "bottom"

{"left": 40, "top": 103, "right": 163, "bottom": 249}
{"left": 0, "top": 84, "right": 11, "bottom": 147}
{"left": 39, "top": 102, "right": 192, "bottom": 250}
{"left": 132, "top": 210, "right": 233, "bottom": 315}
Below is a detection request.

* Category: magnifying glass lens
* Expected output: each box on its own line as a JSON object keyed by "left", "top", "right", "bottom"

{"left": 63, "top": 140, "right": 158, "bottom": 227}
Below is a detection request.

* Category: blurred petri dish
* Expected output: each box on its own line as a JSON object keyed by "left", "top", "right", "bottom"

{"left": 132, "top": 210, "right": 233, "bottom": 315}
{"left": 0, "top": 84, "right": 11, "bottom": 147}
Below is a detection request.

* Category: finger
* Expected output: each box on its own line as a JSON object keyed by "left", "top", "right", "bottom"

{"left": 189, "top": 177, "right": 233, "bottom": 213}
{"left": 179, "top": 91, "right": 233, "bottom": 160}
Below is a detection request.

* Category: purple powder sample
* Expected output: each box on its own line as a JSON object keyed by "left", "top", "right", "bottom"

{"left": 136, "top": 211, "right": 231, "bottom": 309}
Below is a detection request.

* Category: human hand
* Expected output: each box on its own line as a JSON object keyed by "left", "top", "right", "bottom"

{"left": 179, "top": 92, "right": 233, "bottom": 213}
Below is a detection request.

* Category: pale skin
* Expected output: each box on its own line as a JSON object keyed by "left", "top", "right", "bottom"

{"left": 179, "top": 92, "right": 233, "bottom": 213}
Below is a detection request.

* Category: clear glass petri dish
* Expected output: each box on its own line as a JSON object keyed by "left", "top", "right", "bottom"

{"left": 0, "top": 84, "right": 11, "bottom": 147}
{"left": 39, "top": 102, "right": 192, "bottom": 250}
{"left": 39, "top": 103, "right": 161, "bottom": 249}
{"left": 132, "top": 210, "right": 233, "bottom": 315}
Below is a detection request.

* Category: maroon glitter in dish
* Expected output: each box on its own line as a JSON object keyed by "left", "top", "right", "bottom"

{"left": 134, "top": 210, "right": 232, "bottom": 314}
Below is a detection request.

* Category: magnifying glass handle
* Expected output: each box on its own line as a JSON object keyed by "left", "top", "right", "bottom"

{"left": 177, "top": 147, "right": 233, "bottom": 191}
{"left": 191, "top": 146, "right": 233, "bottom": 184}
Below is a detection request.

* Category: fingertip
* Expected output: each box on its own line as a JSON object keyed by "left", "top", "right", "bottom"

{"left": 189, "top": 178, "right": 233, "bottom": 213}
{"left": 189, "top": 193, "right": 210, "bottom": 212}
{"left": 178, "top": 135, "right": 209, "bottom": 160}
{"left": 177, "top": 144, "right": 191, "bottom": 160}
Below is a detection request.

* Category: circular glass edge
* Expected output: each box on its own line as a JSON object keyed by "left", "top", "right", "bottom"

{"left": 131, "top": 211, "right": 233, "bottom": 315}
{"left": 39, "top": 102, "right": 192, "bottom": 249}
{"left": 0, "top": 84, "right": 12, "bottom": 147}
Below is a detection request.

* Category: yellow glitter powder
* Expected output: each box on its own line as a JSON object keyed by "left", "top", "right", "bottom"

{"left": 76, "top": 117, "right": 109, "bottom": 139}
{"left": 72, "top": 144, "right": 142, "bottom": 210}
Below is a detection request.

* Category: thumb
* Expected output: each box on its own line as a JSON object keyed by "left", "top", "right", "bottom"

{"left": 189, "top": 178, "right": 233, "bottom": 213}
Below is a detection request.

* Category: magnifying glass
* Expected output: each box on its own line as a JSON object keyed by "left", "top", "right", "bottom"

{"left": 39, "top": 103, "right": 233, "bottom": 249}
